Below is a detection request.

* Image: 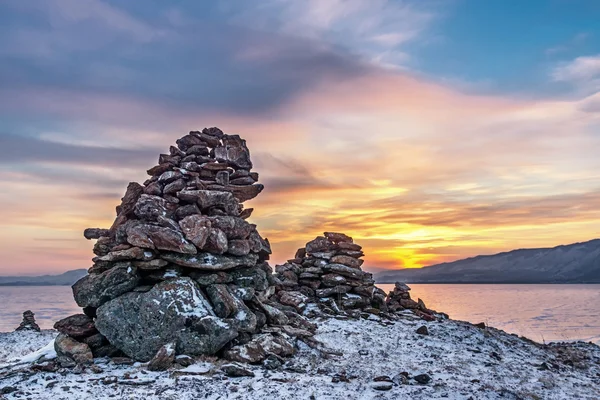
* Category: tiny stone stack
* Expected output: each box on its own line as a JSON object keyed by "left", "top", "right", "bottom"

{"left": 15, "top": 310, "right": 41, "bottom": 332}
{"left": 385, "top": 282, "right": 439, "bottom": 321}
{"left": 54, "top": 128, "right": 312, "bottom": 367}
{"left": 273, "top": 233, "right": 388, "bottom": 318}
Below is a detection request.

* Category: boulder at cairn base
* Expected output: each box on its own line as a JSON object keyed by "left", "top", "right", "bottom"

{"left": 96, "top": 277, "right": 237, "bottom": 362}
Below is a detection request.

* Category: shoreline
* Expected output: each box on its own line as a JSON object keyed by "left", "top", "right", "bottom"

{"left": 2, "top": 285, "right": 599, "bottom": 345}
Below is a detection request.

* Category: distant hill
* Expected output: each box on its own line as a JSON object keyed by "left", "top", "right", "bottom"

{"left": 0, "top": 269, "right": 87, "bottom": 286}
{"left": 376, "top": 239, "right": 600, "bottom": 284}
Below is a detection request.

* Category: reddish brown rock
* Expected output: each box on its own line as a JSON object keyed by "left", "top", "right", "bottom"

{"left": 230, "top": 184, "right": 264, "bottom": 202}
{"left": 97, "top": 247, "right": 146, "bottom": 262}
{"left": 330, "top": 255, "right": 364, "bottom": 268}
{"left": 205, "top": 284, "right": 236, "bottom": 318}
{"left": 337, "top": 242, "right": 362, "bottom": 251}
{"left": 176, "top": 134, "right": 206, "bottom": 152}
{"left": 239, "top": 207, "right": 253, "bottom": 219}
{"left": 279, "top": 291, "right": 308, "bottom": 311}
{"left": 54, "top": 314, "right": 97, "bottom": 339}
{"left": 305, "top": 236, "right": 334, "bottom": 254}
{"left": 110, "top": 182, "right": 144, "bottom": 232}
{"left": 230, "top": 177, "right": 255, "bottom": 185}
{"left": 179, "top": 214, "right": 211, "bottom": 248}
{"left": 84, "top": 228, "right": 109, "bottom": 240}
{"left": 324, "top": 232, "right": 353, "bottom": 243}
{"left": 186, "top": 145, "right": 209, "bottom": 156}
{"left": 228, "top": 239, "right": 250, "bottom": 256}
{"left": 134, "top": 194, "right": 168, "bottom": 222}
{"left": 147, "top": 164, "right": 172, "bottom": 177}
{"left": 214, "top": 135, "right": 253, "bottom": 170}
{"left": 191, "top": 131, "right": 222, "bottom": 147}
{"left": 147, "top": 342, "right": 176, "bottom": 371}
{"left": 204, "top": 228, "right": 228, "bottom": 254}
{"left": 55, "top": 333, "right": 93, "bottom": 365}
{"left": 125, "top": 224, "right": 196, "bottom": 254}
{"left": 321, "top": 273, "right": 347, "bottom": 287}
{"left": 163, "top": 178, "right": 185, "bottom": 195}
{"left": 144, "top": 181, "right": 163, "bottom": 196}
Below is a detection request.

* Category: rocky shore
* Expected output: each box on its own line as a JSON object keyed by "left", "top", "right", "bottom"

{"left": 0, "top": 128, "right": 599, "bottom": 399}
{"left": 1, "top": 313, "right": 599, "bottom": 399}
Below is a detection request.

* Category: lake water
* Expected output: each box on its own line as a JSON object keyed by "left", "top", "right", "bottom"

{"left": 1, "top": 284, "right": 599, "bottom": 345}
{"left": 380, "top": 284, "right": 600, "bottom": 344}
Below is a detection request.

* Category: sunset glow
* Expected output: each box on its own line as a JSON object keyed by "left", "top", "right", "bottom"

{"left": 1, "top": 0, "right": 600, "bottom": 275}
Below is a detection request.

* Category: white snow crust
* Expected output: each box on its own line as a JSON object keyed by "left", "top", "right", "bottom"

{"left": 0, "top": 316, "right": 598, "bottom": 399}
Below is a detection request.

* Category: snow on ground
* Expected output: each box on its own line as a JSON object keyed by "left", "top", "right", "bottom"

{"left": 0, "top": 315, "right": 599, "bottom": 399}
{"left": 0, "top": 330, "right": 56, "bottom": 364}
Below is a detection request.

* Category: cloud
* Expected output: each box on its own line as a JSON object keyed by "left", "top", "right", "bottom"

{"left": 551, "top": 54, "right": 600, "bottom": 93}
{"left": 0, "top": 1, "right": 370, "bottom": 118}
{"left": 224, "top": 0, "right": 440, "bottom": 67}
{"left": 2, "top": 0, "right": 158, "bottom": 42}
{"left": 0, "top": 133, "right": 158, "bottom": 167}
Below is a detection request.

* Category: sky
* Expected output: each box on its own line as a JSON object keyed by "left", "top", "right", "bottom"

{"left": 1, "top": 0, "right": 600, "bottom": 275}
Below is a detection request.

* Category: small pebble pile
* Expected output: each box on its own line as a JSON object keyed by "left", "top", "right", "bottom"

{"left": 273, "top": 233, "right": 389, "bottom": 318}
{"left": 52, "top": 128, "right": 316, "bottom": 370}
{"left": 14, "top": 311, "right": 40, "bottom": 332}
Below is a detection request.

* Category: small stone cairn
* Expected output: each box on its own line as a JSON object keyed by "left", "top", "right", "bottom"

{"left": 385, "top": 282, "right": 439, "bottom": 321}
{"left": 53, "top": 128, "right": 314, "bottom": 369}
{"left": 272, "top": 235, "right": 441, "bottom": 322}
{"left": 273, "top": 233, "right": 390, "bottom": 318}
{"left": 15, "top": 310, "right": 41, "bottom": 332}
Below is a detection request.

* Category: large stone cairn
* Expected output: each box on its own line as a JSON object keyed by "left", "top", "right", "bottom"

{"left": 53, "top": 128, "right": 313, "bottom": 368}
{"left": 273, "top": 233, "right": 389, "bottom": 318}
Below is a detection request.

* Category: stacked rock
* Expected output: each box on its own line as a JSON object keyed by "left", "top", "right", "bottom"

{"left": 385, "top": 282, "right": 439, "bottom": 321}
{"left": 273, "top": 233, "right": 388, "bottom": 317}
{"left": 15, "top": 310, "right": 41, "bottom": 332}
{"left": 54, "top": 128, "right": 312, "bottom": 368}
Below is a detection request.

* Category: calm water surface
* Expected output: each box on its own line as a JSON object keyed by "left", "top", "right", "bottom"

{"left": 0, "top": 286, "right": 80, "bottom": 332}
{"left": 380, "top": 284, "right": 600, "bottom": 344}
{"left": 1, "top": 284, "right": 599, "bottom": 344}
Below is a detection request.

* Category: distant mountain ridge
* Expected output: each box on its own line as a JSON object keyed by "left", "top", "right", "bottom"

{"left": 0, "top": 269, "right": 87, "bottom": 286}
{"left": 376, "top": 239, "right": 600, "bottom": 284}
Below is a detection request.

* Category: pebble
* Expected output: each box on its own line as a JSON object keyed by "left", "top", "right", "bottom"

{"left": 414, "top": 373, "right": 432, "bottom": 384}
{"left": 263, "top": 355, "right": 282, "bottom": 370}
{"left": 372, "top": 381, "right": 393, "bottom": 391}
{"left": 416, "top": 325, "right": 429, "bottom": 335}
{"left": 221, "top": 363, "right": 255, "bottom": 377}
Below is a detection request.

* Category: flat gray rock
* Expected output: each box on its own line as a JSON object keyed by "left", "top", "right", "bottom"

{"left": 72, "top": 263, "right": 140, "bottom": 308}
